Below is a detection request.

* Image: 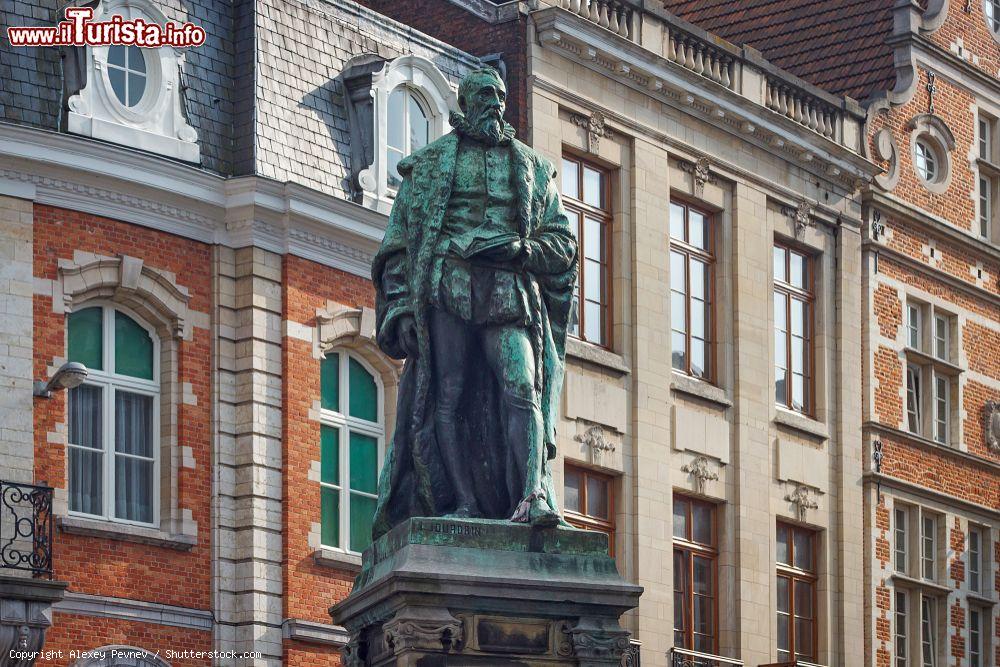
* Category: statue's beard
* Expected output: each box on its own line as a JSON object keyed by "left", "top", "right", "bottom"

{"left": 451, "top": 108, "right": 511, "bottom": 145}
{"left": 467, "top": 110, "right": 504, "bottom": 143}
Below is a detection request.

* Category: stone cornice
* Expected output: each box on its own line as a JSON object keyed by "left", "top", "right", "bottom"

{"left": 531, "top": 7, "right": 878, "bottom": 191}
{"left": 0, "top": 122, "right": 383, "bottom": 279}
{"left": 863, "top": 421, "right": 1000, "bottom": 472}
{"left": 863, "top": 472, "right": 1000, "bottom": 520}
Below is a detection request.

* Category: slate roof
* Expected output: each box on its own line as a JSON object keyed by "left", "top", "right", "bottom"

{"left": 662, "top": 0, "right": 897, "bottom": 102}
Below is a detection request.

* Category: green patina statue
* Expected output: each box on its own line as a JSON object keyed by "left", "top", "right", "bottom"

{"left": 370, "top": 67, "right": 579, "bottom": 539}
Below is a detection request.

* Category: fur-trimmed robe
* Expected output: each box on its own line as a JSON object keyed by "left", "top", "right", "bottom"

{"left": 370, "top": 131, "right": 578, "bottom": 540}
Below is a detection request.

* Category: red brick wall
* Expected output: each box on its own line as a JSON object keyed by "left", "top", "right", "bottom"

{"left": 33, "top": 205, "right": 213, "bottom": 653}
{"left": 355, "top": 0, "right": 530, "bottom": 139}
{"left": 924, "top": 1, "right": 1000, "bottom": 81}
{"left": 45, "top": 615, "right": 211, "bottom": 667}
{"left": 282, "top": 255, "right": 375, "bottom": 660}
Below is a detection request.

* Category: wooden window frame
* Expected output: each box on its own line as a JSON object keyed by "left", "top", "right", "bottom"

{"left": 563, "top": 464, "right": 615, "bottom": 554}
{"left": 669, "top": 198, "right": 716, "bottom": 382}
{"left": 562, "top": 153, "right": 613, "bottom": 348}
{"left": 776, "top": 522, "right": 818, "bottom": 663}
{"left": 773, "top": 243, "right": 815, "bottom": 416}
{"left": 672, "top": 494, "right": 719, "bottom": 655}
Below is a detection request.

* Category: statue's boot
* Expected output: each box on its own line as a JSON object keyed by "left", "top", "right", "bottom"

{"left": 505, "top": 394, "right": 560, "bottom": 528}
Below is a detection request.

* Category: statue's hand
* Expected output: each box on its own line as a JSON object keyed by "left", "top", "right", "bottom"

{"left": 397, "top": 315, "right": 420, "bottom": 358}
{"left": 482, "top": 238, "right": 524, "bottom": 263}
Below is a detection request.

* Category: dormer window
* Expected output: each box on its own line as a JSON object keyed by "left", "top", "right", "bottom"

{"left": 66, "top": 0, "right": 200, "bottom": 162}
{"left": 386, "top": 86, "right": 431, "bottom": 189}
{"left": 343, "top": 54, "right": 458, "bottom": 214}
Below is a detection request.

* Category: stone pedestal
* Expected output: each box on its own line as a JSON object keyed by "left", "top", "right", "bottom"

{"left": 0, "top": 575, "right": 67, "bottom": 666}
{"left": 331, "top": 518, "right": 641, "bottom": 666}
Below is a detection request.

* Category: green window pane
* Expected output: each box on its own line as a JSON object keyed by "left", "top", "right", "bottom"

{"left": 348, "top": 357, "right": 378, "bottom": 421}
{"left": 321, "top": 424, "right": 340, "bottom": 485}
{"left": 321, "top": 353, "right": 340, "bottom": 411}
{"left": 349, "top": 431, "right": 378, "bottom": 494}
{"left": 114, "top": 311, "right": 153, "bottom": 379}
{"left": 68, "top": 307, "right": 103, "bottom": 371}
{"left": 350, "top": 493, "right": 376, "bottom": 552}
{"left": 321, "top": 486, "right": 340, "bottom": 547}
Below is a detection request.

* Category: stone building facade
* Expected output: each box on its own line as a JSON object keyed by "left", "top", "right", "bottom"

{"left": 0, "top": 1, "right": 997, "bottom": 667}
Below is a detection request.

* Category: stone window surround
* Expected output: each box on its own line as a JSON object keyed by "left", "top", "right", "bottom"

{"left": 907, "top": 113, "right": 956, "bottom": 195}
{"left": 48, "top": 251, "right": 199, "bottom": 550}
{"left": 308, "top": 302, "right": 401, "bottom": 570}
{"left": 984, "top": 0, "right": 1000, "bottom": 44}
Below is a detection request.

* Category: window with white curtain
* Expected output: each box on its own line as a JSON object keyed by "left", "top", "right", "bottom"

{"left": 66, "top": 305, "right": 158, "bottom": 526}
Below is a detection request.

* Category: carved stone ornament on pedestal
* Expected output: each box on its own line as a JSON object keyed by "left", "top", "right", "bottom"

{"left": 575, "top": 424, "right": 615, "bottom": 453}
{"left": 782, "top": 199, "right": 815, "bottom": 238}
{"left": 678, "top": 156, "right": 716, "bottom": 198}
{"left": 984, "top": 400, "right": 1000, "bottom": 452}
{"left": 572, "top": 110, "right": 612, "bottom": 154}
{"left": 681, "top": 455, "right": 719, "bottom": 494}
{"left": 785, "top": 484, "right": 819, "bottom": 521}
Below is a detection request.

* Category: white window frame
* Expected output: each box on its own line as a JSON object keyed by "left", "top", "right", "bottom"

{"left": 907, "top": 303, "right": 922, "bottom": 350}
{"left": 318, "top": 350, "right": 385, "bottom": 555}
{"left": 67, "top": 302, "right": 160, "bottom": 528}
{"left": 895, "top": 589, "right": 908, "bottom": 667}
{"left": 969, "top": 605, "right": 985, "bottom": 667}
{"left": 981, "top": 175, "right": 994, "bottom": 240}
{"left": 920, "top": 595, "right": 937, "bottom": 667}
{"left": 921, "top": 513, "right": 937, "bottom": 582}
{"left": 968, "top": 525, "right": 983, "bottom": 593}
{"left": 894, "top": 506, "right": 909, "bottom": 573}
{"left": 357, "top": 55, "right": 456, "bottom": 214}
{"left": 932, "top": 314, "right": 949, "bottom": 361}
{"left": 985, "top": 0, "right": 1000, "bottom": 39}
{"left": 907, "top": 363, "right": 923, "bottom": 436}
{"left": 915, "top": 139, "right": 938, "bottom": 182}
{"left": 933, "top": 373, "right": 949, "bottom": 445}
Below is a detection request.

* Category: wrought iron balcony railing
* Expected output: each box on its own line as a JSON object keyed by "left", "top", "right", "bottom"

{"left": 0, "top": 480, "right": 54, "bottom": 579}
{"left": 621, "top": 639, "right": 641, "bottom": 666}
{"left": 670, "top": 647, "right": 745, "bottom": 667}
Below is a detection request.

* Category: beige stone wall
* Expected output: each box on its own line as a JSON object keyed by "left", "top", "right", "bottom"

{"left": 0, "top": 195, "right": 34, "bottom": 484}
{"left": 528, "top": 16, "right": 866, "bottom": 665}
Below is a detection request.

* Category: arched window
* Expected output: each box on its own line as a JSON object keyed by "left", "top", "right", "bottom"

{"left": 66, "top": 304, "right": 158, "bottom": 526}
{"left": 386, "top": 86, "right": 431, "bottom": 189}
{"left": 319, "top": 350, "right": 383, "bottom": 554}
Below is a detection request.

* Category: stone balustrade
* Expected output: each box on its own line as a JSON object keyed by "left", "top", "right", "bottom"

{"left": 765, "top": 76, "right": 839, "bottom": 140}
{"left": 665, "top": 26, "right": 735, "bottom": 90}
{"left": 558, "top": 0, "right": 635, "bottom": 40}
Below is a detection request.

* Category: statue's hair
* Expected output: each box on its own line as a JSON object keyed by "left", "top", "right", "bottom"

{"left": 457, "top": 66, "right": 505, "bottom": 110}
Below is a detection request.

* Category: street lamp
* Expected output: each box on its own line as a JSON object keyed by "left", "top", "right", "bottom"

{"left": 33, "top": 362, "right": 88, "bottom": 398}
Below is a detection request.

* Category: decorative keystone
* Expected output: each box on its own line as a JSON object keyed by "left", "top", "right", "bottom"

{"left": 575, "top": 424, "right": 615, "bottom": 453}
{"left": 681, "top": 456, "right": 718, "bottom": 494}
{"left": 784, "top": 484, "right": 819, "bottom": 521}
{"left": 572, "top": 110, "right": 612, "bottom": 154}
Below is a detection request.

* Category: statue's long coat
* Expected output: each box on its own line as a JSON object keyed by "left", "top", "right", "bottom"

{"left": 370, "top": 131, "right": 578, "bottom": 540}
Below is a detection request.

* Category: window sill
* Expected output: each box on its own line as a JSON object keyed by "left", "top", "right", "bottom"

{"left": 890, "top": 572, "right": 952, "bottom": 596}
{"left": 566, "top": 338, "right": 630, "bottom": 375}
{"left": 312, "top": 547, "right": 363, "bottom": 572}
{"left": 966, "top": 591, "right": 998, "bottom": 607}
{"left": 58, "top": 515, "right": 196, "bottom": 551}
{"left": 773, "top": 408, "right": 829, "bottom": 441}
{"left": 902, "top": 347, "right": 963, "bottom": 377}
{"left": 670, "top": 372, "right": 731, "bottom": 409}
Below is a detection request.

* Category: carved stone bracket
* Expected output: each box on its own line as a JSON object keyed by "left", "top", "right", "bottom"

{"left": 681, "top": 456, "right": 719, "bottom": 494}
{"left": 572, "top": 110, "right": 612, "bottom": 154}
{"left": 782, "top": 199, "right": 815, "bottom": 238}
{"left": 575, "top": 425, "right": 615, "bottom": 453}
{"left": 984, "top": 400, "right": 1000, "bottom": 453}
{"left": 784, "top": 484, "right": 819, "bottom": 521}
{"left": 383, "top": 607, "right": 464, "bottom": 655}
{"left": 558, "top": 618, "right": 630, "bottom": 665}
{"left": 679, "top": 156, "right": 716, "bottom": 198}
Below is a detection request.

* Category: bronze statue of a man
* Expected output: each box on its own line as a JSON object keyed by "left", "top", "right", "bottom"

{"left": 370, "top": 67, "right": 578, "bottom": 539}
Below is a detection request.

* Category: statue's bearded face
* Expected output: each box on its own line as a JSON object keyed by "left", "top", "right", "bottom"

{"left": 461, "top": 76, "right": 507, "bottom": 143}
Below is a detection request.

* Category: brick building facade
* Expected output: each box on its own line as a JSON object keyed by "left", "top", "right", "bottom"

{"left": 0, "top": 1, "right": 997, "bottom": 667}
